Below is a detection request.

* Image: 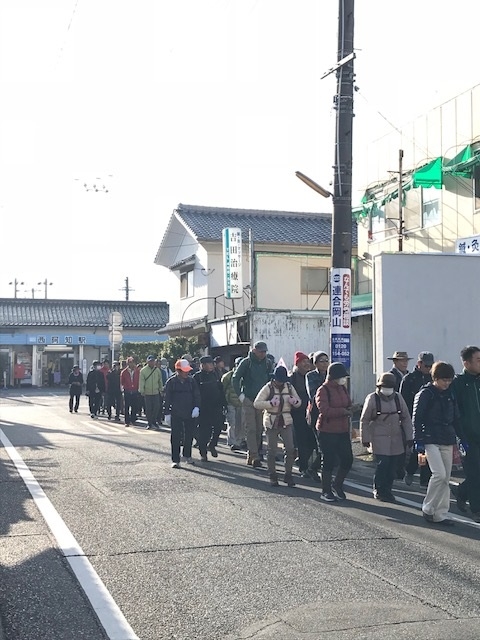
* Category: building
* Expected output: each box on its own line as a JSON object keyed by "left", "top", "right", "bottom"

{"left": 0, "top": 299, "right": 169, "bottom": 387}
{"left": 154, "top": 203, "right": 373, "bottom": 402}
{"left": 352, "top": 82, "right": 480, "bottom": 377}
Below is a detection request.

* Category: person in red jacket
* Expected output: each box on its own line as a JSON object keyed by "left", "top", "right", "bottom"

{"left": 120, "top": 357, "right": 140, "bottom": 426}
{"left": 315, "top": 362, "right": 353, "bottom": 503}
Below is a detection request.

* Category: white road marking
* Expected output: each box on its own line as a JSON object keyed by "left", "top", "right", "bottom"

{"left": 345, "top": 479, "right": 480, "bottom": 529}
{"left": 0, "top": 428, "right": 139, "bottom": 640}
{"left": 79, "top": 420, "right": 116, "bottom": 434}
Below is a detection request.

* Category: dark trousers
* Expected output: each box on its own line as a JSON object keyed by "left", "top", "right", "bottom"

{"left": 457, "top": 441, "right": 480, "bottom": 514}
{"left": 317, "top": 431, "right": 353, "bottom": 493}
{"left": 144, "top": 394, "right": 160, "bottom": 426}
{"left": 405, "top": 450, "right": 432, "bottom": 485}
{"left": 293, "top": 414, "right": 320, "bottom": 471}
{"left": 171, "top": 415, "right": 195, "bottom": 463}
{"left": 69, "top": 391, "right": 80, "bottom": 412}
{"left": 107, "top": 392, "right": 122, "bottom": 419}
{"left": 124, "top": 391, "right": 138, "bottom": 424}
{"left": 88, "top": 392, "right": 102, "bottom": 416}
{"left": 197, "top": 410, "right": 224, "bottom": 455}
{"left": 374, "top": 454, "right": 404, "bottom": 496}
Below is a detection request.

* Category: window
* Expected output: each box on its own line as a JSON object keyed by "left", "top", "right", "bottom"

{"left": 474, "top": 165, "right": 480, "bottom": 212}
{"left": 180, "top": 269, "right": 194, "bottom": 298}
{"left": 421, "top": 186, "right": 441, "bottom": 228}
{"left": 301, "top": 267, "right": 328, "bottom": 295}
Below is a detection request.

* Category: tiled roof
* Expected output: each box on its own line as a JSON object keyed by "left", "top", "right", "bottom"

{"left": 0, "top": 299, "right": 169, "bottom": 328}
{"left": 174, "top": 203, "right": 358, "bottom": 246}
{"left": 155, "top": 315, "right": 207, "bottom": 335}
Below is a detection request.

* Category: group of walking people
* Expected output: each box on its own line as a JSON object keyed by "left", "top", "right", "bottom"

{"left": 68, "top": 342, "right": 480, "bottom": 527}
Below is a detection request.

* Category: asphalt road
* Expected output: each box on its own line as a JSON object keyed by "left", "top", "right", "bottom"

{"left": 1, "top": 389, "right": 479, "bottom": 640}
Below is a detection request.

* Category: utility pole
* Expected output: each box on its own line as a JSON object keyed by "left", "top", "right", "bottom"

{"left": 398, "top": 149, "right": 404, "bottom": 252}
{"left": 330, "top": 0, "right": 355, "bottom": 370}
{"left": 37, "top": 279, "right": 53, "bottom": 299}
{"left": 120, "top": 277, "right": 134, "bottom": 301}
{"left": 9, "top": 279, "right": 24, "bottom": 298}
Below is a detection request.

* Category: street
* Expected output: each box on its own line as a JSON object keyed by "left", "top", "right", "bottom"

{"left": 1, "top": 389, "right": 480, "bottom": 640}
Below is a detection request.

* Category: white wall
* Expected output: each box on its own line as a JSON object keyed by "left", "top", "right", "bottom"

{"left": 374, "top": 253, "right": 480, "bottom": 375}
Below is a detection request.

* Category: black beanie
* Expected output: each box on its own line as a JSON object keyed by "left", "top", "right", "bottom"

{"left": 327, "top": 362, "right": 348, "bottom": 380}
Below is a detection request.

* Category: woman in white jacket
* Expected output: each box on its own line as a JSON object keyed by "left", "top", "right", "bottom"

{"left": 254, "top": 365, "right": 301, "bottom": 487}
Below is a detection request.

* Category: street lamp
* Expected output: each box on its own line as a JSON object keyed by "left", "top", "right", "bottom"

{"left": 38, "top": 279, "right": 53, "bottom": 299}
{"left": 295, "top": 171, "right": 332, "bottom": 198}
{"left": 9, "top": 279, "right": 24, "bottom": 298}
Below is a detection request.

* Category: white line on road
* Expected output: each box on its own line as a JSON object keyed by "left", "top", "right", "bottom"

{"left": 0, "top": 428, "right": 139, "bottom": 640}
{"left": 79, "top": 420, "right": 117, "bottom": 434}
{"left": 345, "top": 479, "right": 480, "bottom": 529}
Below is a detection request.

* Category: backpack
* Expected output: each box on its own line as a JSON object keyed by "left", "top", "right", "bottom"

{"left": 266, "top": 381, "right": 293, "bottom": 402}
{"left": 374, "top": 391, "right": 408, "bottom": 449}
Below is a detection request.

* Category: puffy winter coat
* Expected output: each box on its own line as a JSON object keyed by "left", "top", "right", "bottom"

{"left": 254, "top": 381, "right": 301, "bottom": 429}
{"left": 360, "top": 391, "right": 413, "bottom": 456}
{"left": 315, "top": 381, "right": 351, "bottom": 434}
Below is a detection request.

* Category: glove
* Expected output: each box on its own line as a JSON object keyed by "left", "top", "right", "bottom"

{"left": 191, "top": 407, "right": 200, "bottom": 419}
{"left": 270, "top": 396, "right": 280, "bottom": 407}
{"left": 406, "top": 440, "right": 414, "bottom": 448}
{"left": 288, "top": 396, "right": 300, "bottom": 406}
{"left": 362, "top": 442, "right": 370, "bottom": 448}
{"left": 458, "top": 439, "right": 469, "bottom": 456}
{"left": 238, "top": 393, "right": 245, "bottom": 403}
{"left": 415, "top": 441, "right": 425, "bottom": 454}
{"left": 164, "top": 414, "right": 171, "bottom": 427}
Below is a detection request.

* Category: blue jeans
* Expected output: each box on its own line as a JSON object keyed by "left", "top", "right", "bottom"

{"left": 374, "top": 454, "right": 404, "bottom": 497}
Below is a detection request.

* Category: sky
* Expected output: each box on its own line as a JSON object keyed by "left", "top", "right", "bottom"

{"left": 0, "top": 0, "right": 478, "bottom": 303}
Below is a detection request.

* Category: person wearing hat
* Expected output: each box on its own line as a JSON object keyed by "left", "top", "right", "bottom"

{"left": 360, "top": 372, "right": 413, "bottom": 503}
{"left": 193, "top": 355, "right": 228, "bottom": 461}
{"left": 68, "top": 364, "right": 84, "bottom": 413}
{"left": 400, "top": 351, "right": 435, "bottom": 487}
{"left": 213, "top": 356, "right": 226, "bottom": 381}
{"left": 86, "top": 360, "right": 106, "bottom": 419}
{"left": 289, "top": 351, "right": 320, "bottom": 481}
{"left": 254, "top": 365, "right": 301, "bottom": 487}
{"left": 106, "top": 361, "right": 122, "bottom": 422}
{"left": 315, "top": 362, "right": 353, "bottom": 502}
{"left": 222, "top": 357, "right": 246, "bottom": 451}
{"left": 232, "top": 341, "right": 273, "bottom": 468}
{"left": 387, "top": 351, "right": 412, "bottom": 392}
{"left": 413, "top": 361, "right": 461, "bottom": 526}
{"left": 139, "top": 355, "right": 163, "bottom": 430}
{"left": 163, "top": 359, "right": 201, "bottom": 467}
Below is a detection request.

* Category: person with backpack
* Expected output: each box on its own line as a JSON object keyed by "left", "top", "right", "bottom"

{"left": 413, "top": 361, "right": 461, "bottom": 526}
{"left": 222, "top": 357, "right": 246, "bottom": 451}
{"left": 360, "top": 372, "right": 413, "bottom": 503}
{"left": 139, "top": 355, "right": 163, "bottom": 430}
{"left": 254, "top": 365, "right": 301, "bottom": 487}
{"left": 163, "top": 359, "right": 201, "bottom": 468}
{"left": 232, "top": 341, "right": 272, "bottom": 468}
{"left": 315, "top": 362, "right": 353, "bottom": 502}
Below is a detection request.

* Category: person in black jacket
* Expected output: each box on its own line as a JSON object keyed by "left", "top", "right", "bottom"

{"left": 413, "top": 361, "right": 461, "bottom": 526}
{"left": 289, "top": 351, "right": 321, "bottom": 482}
{"left": 193, "top": 355, "right": 228, "bottom": 461}
{"left": 400, "top": 351, "right": 434, "bottom": 486}
{"left": 68, "top": 365, "right": 84, "bottom": 413}
{"left": 106, "top": 361, "right": 122, "bottom": 422}
{"left": 86, "top": 360, "right": 106, "bottom": 419}
{"left": 163, "top": 359, "right": 201, "bottom": 468}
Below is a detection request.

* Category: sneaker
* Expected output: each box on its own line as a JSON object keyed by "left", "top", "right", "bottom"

{"left": 69, "top": 409, "right": 73, "bottom": 413}
{"left": 422, "top": 512, "right": 434, "bottom": 523}
{"left": 252, "top": 459, "right": 263, "bottom": 469}
{"left": 200, "top": 454, "right": 208, "bottom": 462}
{"left": 321, "top": 492, "right": 337, "bottom": 503}
{"left": 185, "top": 457, "right": 195, "bottom": 465}
{"left": 404, "top": 474, "right": 414, "bottom": 486}
{"left": 383, "top": 493, "right": 397, "bottom": 504}
{"left": 284, "top": 474, "right": 296, "bottom": 487}
{"left": 450, "top": 484, "right": 468, "bottom": 513}
{"left": 208, "top": 445, "right": 219, "bottom": 458}
{"left": 171, "top": 462, "right": 180, "bottom": 468}
{"left": 269, "top": 474, "right": 279, "bottom": 487}
{"left": 332, "top": 487, "right": 347, "bottom": 501}
{"left": 74, "top": 409, "right": 78, "bottom": 413}
{"left": 90, "top": 414, "right": 95, "bottom": 419}
{"left": 230, "top": 444, "right": 243, "bottom": 451}
{"left": 125, "top": 423, "right": 130, "bottom": 427}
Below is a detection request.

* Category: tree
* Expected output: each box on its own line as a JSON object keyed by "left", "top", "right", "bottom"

{"left": 121, "top": 336, "right": 202, "bottom": 367}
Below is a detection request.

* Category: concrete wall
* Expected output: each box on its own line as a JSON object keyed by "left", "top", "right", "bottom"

{"left": 373, "top": 253, "right": 480, "bottom": 376}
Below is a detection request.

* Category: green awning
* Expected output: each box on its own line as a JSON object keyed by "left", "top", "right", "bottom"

{"left": 412, "top": 157, "right": 443, "bottom": 189}
{"left": 443, "top": 145, "right": 480, "bottom": 177}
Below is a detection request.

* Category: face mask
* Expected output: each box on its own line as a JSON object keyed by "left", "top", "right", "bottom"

{"left": 337, "top": 377, "right": 348, "bottom": 386}
{"left": 380, "top": 387, "right": 394, "bottom": 396}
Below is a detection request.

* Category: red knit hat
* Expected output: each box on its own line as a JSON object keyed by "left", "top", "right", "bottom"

{"left": 294, "top": 351, "right": 309, "bottom": 366}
